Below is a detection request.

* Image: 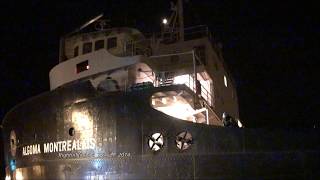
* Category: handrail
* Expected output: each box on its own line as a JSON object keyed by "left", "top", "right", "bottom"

{"left": 201, "top": 96, "right": 221, "bottom": 122}
{"left": 124, "top": 25, "right": 210, "bottom": 56}
{"left": 128, "top": 48, "right": 215, "bottom": 109}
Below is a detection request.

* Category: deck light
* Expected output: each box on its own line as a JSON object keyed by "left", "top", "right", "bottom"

{"left": 162, "top": 18, "right": 168, "bottom": 25}
{"left": 237, "top": 119, "right": 243, "bottom": 128}
{"left": 224, "top": 75, "right": 228, "bottom": 87}
{"left": 72, "top": 111, "right": 93, "bottom": 139}
{"left": 15, "top": 169, "right": 24, "bottom": 180}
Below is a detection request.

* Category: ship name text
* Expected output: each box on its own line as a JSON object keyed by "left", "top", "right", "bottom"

{"left": 22, "top": 138, "right": 96, "bottom": 156}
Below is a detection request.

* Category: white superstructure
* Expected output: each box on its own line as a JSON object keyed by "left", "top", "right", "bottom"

{"left": 49, "top": 0, "right": 240, "bottom": 127}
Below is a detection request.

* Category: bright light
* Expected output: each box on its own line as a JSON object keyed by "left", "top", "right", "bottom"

{"left": 237, "top": 119, "right": 243, "bottom": 128}
{"left": 151, "top": 90, "right": 210, "bottom": 123}
{"left": 156, "top": 101, "right": 195, "bottom": 121}
{"left": 222, "top": 112, "right": 227, "bottom": 119}
{"left": 224, "top": 75, "right": 228, "bottom": 87}
{"left": 162, "top": 18, "right": 168, "bottom": 25}
{"left": 72, "top": 111, "right": 93, "bottom": 139}
{"left": 173, "top": 96, "right": 177, "bottom": 102}
{"left": 5, "top": 175, "right": 11, "bottom": 180}
{"left": 161, "top": 98, "right": 167, "bottom": 104}
{"left": 86, "top": 65, "right": 90, "bottom": 70}
{"left": 15, "top": 169, "right": 23, "bottom": 180}
{"left": 32, "top": 165, "right": 42, "bottom": 176}
{"left": 173, "top": 74, "right": 195, "bottom": 93}
{"left": 173, "top": 75, "right": 189, "bottom": 85}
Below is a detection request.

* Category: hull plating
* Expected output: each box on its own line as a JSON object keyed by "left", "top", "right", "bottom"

{"left": 2, "top": 81, "right": 320, "bottom": 179}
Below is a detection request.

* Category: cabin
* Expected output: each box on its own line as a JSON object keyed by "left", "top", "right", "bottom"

{"left": 50, "top": 11, "right": 239, "bottom": 127}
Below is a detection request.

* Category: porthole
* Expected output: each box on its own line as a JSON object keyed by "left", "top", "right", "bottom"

{"left": 69, "top": 127, "right": 75, "bottom": 136}
{"left": 175, "top": 131, "right": 193, "bottom": 151}
{"left": 148, "top": 133, "right": 164, "bottom": 152}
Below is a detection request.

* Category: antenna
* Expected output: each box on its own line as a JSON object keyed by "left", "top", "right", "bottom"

{"left": 95, "top": 19, "right": 111, "bottom": 31}
{"left": 59, "top": 14, "right": 104, "bottom": 62}
{"left": 66, "top": 13, "right": 104, "bottom": 37}
{"left": 161, "top": 0, "right": 184, "bottom": 42}
{"left": 177, "top": 0, "right": 184, "bottom": 41}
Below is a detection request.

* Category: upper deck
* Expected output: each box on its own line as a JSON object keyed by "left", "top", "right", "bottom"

{"left": 60, "top": 27, "right": 146, "bottom": 62}
{"left": 50, "top": 2, "right": 240, "bottom": 126}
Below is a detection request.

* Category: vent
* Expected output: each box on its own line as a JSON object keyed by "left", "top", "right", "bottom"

{"left": 175, "top": 131, "right": 193, "bottom": 150}
{"left": 148, "top": 133, "right": 164, "bottom": 152}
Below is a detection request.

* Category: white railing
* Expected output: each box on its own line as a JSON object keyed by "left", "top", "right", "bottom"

{"left": 182, "top": 74, "right": 213, "bottom": 107}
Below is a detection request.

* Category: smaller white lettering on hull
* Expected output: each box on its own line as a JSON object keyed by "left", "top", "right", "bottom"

{"left": 22, "top": 138, "right": 96, "bottom": 156}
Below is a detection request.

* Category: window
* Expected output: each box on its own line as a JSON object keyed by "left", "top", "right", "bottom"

{"left": 76, "top": 60, "right": 89, "bottom": 73}
{"left": 74, "top": 46, "right": 79, "bottom": 57}
{"left": 82, "top": 42, "right": 92, "bottom": 54}
{"left": 95, "top": 40, "right": 104, "bottom": 50}
{"left": 107, "top": 37, "right": 117, "bottom": 49}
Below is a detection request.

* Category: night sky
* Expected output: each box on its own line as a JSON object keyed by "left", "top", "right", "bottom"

{"left": 0, "top": 0, "right": 318, "bottom": 128}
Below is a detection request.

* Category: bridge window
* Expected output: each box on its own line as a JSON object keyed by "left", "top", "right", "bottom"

{"left": 107, "top": 37, "right": 117, "bottom": 49}
{"left": 95, "top": 40, "right": 104, "bottom": 50}
{"left": 83, "top": 42, "right": 92, "bottom": 54}
{"left": 74, "top": 46, "right": 79, "bottom": 57}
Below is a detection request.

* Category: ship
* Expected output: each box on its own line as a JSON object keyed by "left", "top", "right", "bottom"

{"left": 1, "top": 1, "right": 320, "bottom": 179}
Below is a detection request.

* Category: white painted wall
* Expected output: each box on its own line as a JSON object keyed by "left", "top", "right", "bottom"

{"left": 49, "top": 49, "right": 141, "bottom": 90}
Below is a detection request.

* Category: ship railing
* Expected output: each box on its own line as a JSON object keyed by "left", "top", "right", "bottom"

{"left": 123, "top": 25, "right": 211, "bottom": 56}
{"left": 192, "top": 51, "right": 215, "bottom": 108}
{"left": 184, "top": 74, "right": 220, "bottom": 123}
{"left": 145, "top": 49, "right": 214, "bottom": 108}
{"left": 184, "top": 74, "right": 214, "bottom": 107}
{"left": 184, "top": 25, "right": 210, "bottom": 41}
{"left": 151, "top": 71, "right": 214, "bottom": 108}
{"left": 123, "top": 39, "right": 153, "bottom": 56}
{"left": 200, "top": 83, "right": 213, "bottom": 107}
{"left": 144, "top": 25, "right": 210, "bottom": 42}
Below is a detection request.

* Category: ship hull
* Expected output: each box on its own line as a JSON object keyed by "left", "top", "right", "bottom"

{"left": 2, "top": 81, "right": 320, "bottom": 179}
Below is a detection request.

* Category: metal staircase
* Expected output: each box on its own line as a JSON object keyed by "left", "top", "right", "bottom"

{"left": 158, "top": 72, "right": 175, "bottom": 86}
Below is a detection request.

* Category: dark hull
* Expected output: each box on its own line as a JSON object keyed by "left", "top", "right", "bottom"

{"left": 2, "top": 81, "right": 320, "bottom": 179}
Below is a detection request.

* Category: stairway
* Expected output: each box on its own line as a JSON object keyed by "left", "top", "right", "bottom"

{"left": 160, "top": 77, "right": 174, "bottom": 86}
{"left": 159, "top": 72, "right": 175, "bottom": 86}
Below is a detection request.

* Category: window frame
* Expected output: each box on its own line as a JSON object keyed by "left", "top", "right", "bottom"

{"left": 74, "top": 46, "right": 79, "bottom": 57}
{"left": 82, "top": 42, "right": 93, "bottom": 54}
{"left": 94, "top": 39, "right": 105, "bottom": 51}
{"left": 107, "top": 37, "right": 117, "bottom": 49}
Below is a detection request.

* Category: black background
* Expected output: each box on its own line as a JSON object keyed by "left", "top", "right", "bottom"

{"left": 0, "top": 0, "right": 318, "bottom": 128}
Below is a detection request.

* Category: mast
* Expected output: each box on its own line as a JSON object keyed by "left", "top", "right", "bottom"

{"left": 177, "top": 0, "right": 184, "bottom": 41}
